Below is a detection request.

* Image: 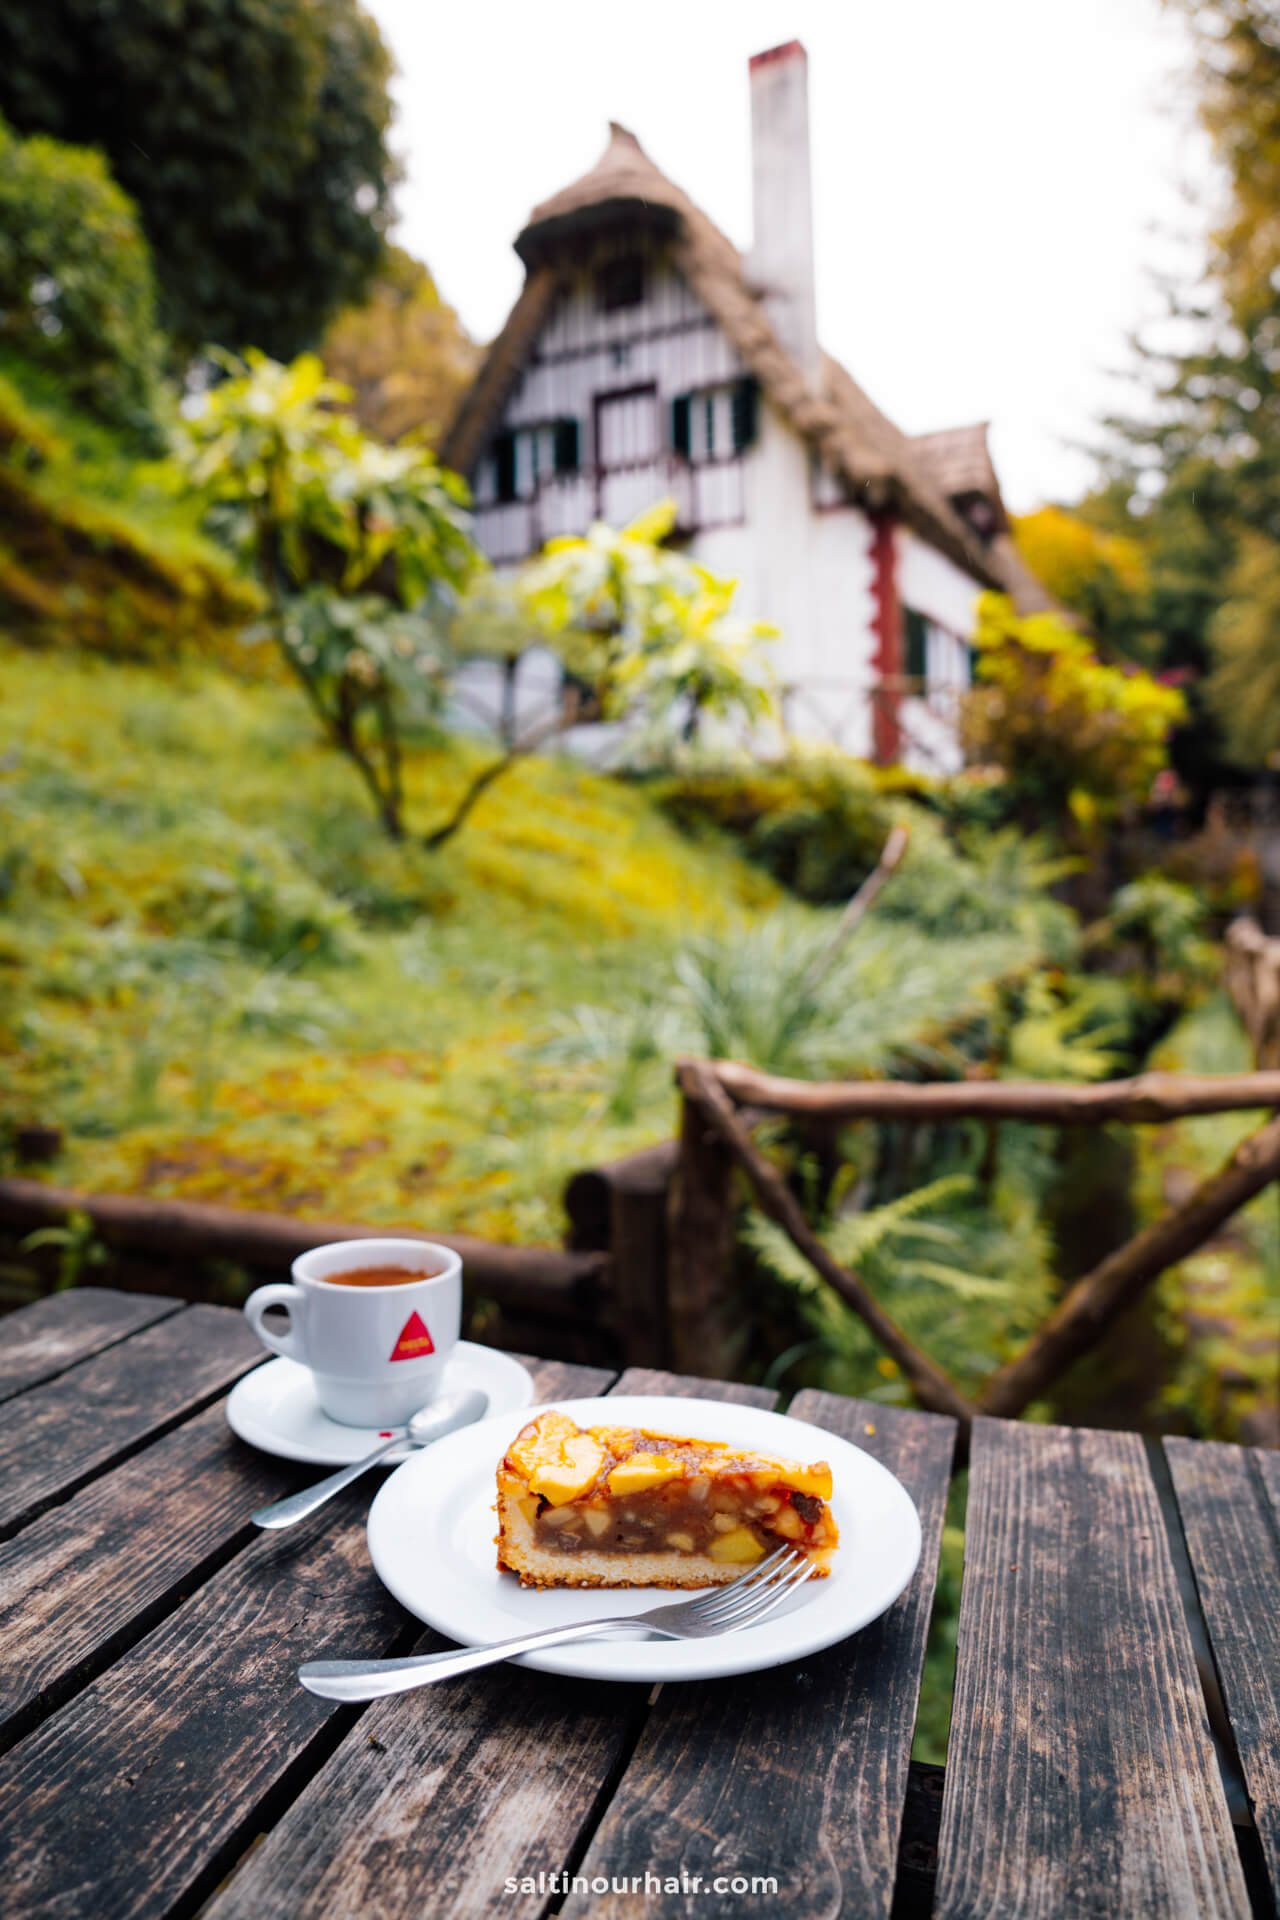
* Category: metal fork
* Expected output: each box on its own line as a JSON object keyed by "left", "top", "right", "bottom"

{"left": 299, "top": 1545, "right": 816, "bottom": 1700}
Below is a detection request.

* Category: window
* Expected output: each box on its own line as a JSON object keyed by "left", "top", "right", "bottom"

{"left": 493, "top": 430, "right": 518, "bottom": 505}
{"left": 670, "top": 378, "right": 759, "bottom": 462}
{"left": 552, "top": 417, "right": 580, "bottom": 475}
{"left": 903, "top": 608, "right": 930, "bottom": 685}
{"left": 597, "top": 256, "right": 645, "bottom": 312}
{"left": 901, "top": 610, "right": 972, "bottom": 695}
{"left": 671, "top": 394, "right": 691, "bottom": 460}
{"left": 731, "top": 377, "right": 759, "bottom": 452}
{"left": 488, "top": 419, "right": 580, "bottom": 502}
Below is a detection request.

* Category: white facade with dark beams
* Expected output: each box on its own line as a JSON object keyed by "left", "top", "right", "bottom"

{"left": 444, "top": 41, "right": 1052, "bottom": 767}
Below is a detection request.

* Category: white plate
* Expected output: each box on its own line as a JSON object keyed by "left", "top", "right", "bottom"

{"left": 366, "top": 1395, "right": 922, "bottom": 1682}
{"left": 225, "top": 1344, "right": 534, "bottom": 1464}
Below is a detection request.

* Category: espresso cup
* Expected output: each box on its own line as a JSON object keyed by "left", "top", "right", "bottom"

{"left": 242, "top": 1237, "right": 462, "bottom": 1427}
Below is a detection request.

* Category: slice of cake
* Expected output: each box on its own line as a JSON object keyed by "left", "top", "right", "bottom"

{"left": 495, "top": 1410, "right": 839, "bottom": 1590}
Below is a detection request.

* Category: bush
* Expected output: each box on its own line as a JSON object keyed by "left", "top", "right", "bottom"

{"left": 961, "top": 593, "right": 1185, "bottom": 834}
{"left": 653, "top": 751, "right": 892, "bottom": 903}
{"left": 0, "top": 114, "right": 165, "bottom": 433}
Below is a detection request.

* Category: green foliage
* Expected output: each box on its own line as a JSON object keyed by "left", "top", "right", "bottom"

{"left": 1090, "top": 1, "right": 1280, "bottom": 784}
{"left": 518, "top": 502, "right": 779, "bottom": 752}
{"left": 875, "top": 825, "right": 1078, "bottom": 951}
{"left": 672, "top": 914, "right": 1033, "bottom": 1082}
{"left": 0, "top": 357, "right": 257, "bottom": 655}
{"left": 655, "top": 750, "right": 889, "bottom": 903}
{"left": 143, "top": 834, "right": 358, "bottom": 966}
{"left": 1100, "top": 874, "right": 1215, "bottom": 990}
{"left": 1, "top": 644, "right": 779, "bottom": 1239}
{"left": 962, "top": 593, "right": 1185, "bottom": 833}
{"left": 1206, "top": 532, "right": 1280, "bottom": 765}
{"left": 21, "top": 1208, "right": 108, "bottom": 1289}
{"left": 178, "top": 350, "right": 478, "bottom": 839}
{"left": 744, "top": 1170, "right": 1054, "bottom": 1403}
{"left": 0, "top": 114, "right": 164, "bottom": 431}
{"left": 1137, "top": 993, "right": 1280, "bottom": 1438}
{"left": 1167, "top": 0, "right": 1280, "bottom": 331}
{"left": 0, "top": 0, "right": 395, "bottom": 359}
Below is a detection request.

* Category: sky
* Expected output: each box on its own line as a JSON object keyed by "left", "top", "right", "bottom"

{"left": 364, "top": 0, "right": 1216, "bottom": 511}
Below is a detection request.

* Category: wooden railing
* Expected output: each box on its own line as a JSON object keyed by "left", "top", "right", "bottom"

{"left": 668, "top": 1056, "right": 1280, "bottom": 1433}
{"left": 0, "top": 1178, "right": 613, "bottom": 1366}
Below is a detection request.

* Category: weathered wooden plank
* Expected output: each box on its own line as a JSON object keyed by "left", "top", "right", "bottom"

{"left": 1165, "top": 1437, "right": 1280, "bottom": 1905}
{"left": 0, "top": 1399, "right": 308, "bottom": 1749}
{"left": 934, "top": 1418, "right": 1250, "bottom": 1920}
{"left": 563, "top": 1392, "right": 955, "bottom": 1920}
{"left": 0, "top": 1358, "right": 612, "bottom": 1920}
{"left": 611, "top": 1364, "right": 775, "bottom": 1407}
{"left": 192, "top": 1361, "right": 623, "bottom": 1920}
{"left": 0, "top": 1304, "right": 264, "bottom": 1536}
{"left": 0, "top": 1287, "right": 181, "bottom": 1402}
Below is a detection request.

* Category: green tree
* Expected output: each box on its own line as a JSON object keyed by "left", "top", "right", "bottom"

{"left": 321, "top": 247, "right": 479, "bottom": 447}
{"left": 1207, "top": 533, "right": 1280, "bottom": 763}
{"left": 0, "top": 0, "right": 395, "bottom": 360}
{"left": 1090, "top": 0, "right": 1280, "bottom": 782}
{"left": 179, "top": 351, "right": 477, "bottom": 840}
{"left": 0, "top": 114, "right": 164, "bottom": 430}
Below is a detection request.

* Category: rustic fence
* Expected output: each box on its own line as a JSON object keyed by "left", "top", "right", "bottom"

{"left": 667, "top": 1056, "right": 1280, "bottom": 1434}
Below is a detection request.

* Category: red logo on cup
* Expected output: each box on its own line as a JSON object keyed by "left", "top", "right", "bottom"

{"left": 389, "top": 1311, "right": 436, "bottom": 1362}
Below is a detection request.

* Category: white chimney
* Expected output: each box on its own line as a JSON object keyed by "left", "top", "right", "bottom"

{"left": 748, "top": 40, "right": 820, "bottom": 386}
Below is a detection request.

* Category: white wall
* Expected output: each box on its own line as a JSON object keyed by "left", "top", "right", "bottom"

{"left": 896, "top": 528, "right": 981, "bottom": 773}
{"left": 693, "top": 402, "right": 877, "bottom": 756}
{"left": 897, "top": 529, "right": 981, "bottom": 636}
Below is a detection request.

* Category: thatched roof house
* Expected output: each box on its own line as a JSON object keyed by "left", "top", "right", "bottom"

{"left": 444, "top": 42, "right": 1050, "bottom": 766}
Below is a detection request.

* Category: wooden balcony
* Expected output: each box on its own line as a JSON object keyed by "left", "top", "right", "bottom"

{"left": 474, "top": 455, "right": 746, "bottom": 565}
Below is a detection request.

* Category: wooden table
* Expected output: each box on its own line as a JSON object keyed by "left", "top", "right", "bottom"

{"left": 0, "top": 1289, "right": 1275, "bottom": 1919}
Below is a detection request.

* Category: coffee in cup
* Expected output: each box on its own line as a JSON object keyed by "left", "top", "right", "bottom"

{"left": 242, "top": 1237, "right": 462, "bottom": 1427}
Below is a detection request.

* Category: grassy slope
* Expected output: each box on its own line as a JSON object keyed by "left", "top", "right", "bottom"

{"left": 1, "top": 646, "right": 782, "bottom": 1242}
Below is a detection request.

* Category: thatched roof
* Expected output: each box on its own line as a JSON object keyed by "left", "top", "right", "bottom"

{"left": 445, "top": 124, "right": 1048, "bottom": 606}
{"left": 911, "top": 423, "right": 1002, "bottom": 507}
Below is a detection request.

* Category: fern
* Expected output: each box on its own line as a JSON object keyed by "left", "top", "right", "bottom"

{"left": 744, "top": 1170, "right": 1055, "bottom": 1400}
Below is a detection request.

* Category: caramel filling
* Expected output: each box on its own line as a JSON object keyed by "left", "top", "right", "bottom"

{"left": 523, "top": 1475, "right": 835, "bottom": 1561}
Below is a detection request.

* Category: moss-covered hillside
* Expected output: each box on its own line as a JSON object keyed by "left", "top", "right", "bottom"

{"left": 1, "top": 646, "right": 783, "bottom": 1241}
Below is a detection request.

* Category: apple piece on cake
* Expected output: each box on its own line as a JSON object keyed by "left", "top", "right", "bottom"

{"left": 495, "top": 1410, "right": 839, "bottom": 1589}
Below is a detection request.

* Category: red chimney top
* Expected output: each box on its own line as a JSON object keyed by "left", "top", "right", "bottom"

{"left": 749, "top": 39, "right": 806, "bottom": 70}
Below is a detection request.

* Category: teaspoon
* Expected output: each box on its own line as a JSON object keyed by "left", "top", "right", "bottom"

{"left": 251, "top": 1386, "right": 488, "bottom": 1530}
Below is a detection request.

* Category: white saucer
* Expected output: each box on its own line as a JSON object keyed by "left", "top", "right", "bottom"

{"left": 225, "top": 1343, "right": 535, "bottom": 1464}
{"left": 366, "top": 1395, "right": 922, "bottom": 1683}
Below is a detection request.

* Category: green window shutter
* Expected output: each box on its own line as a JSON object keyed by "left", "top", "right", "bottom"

{"left": 552, "top": 417, "right": 580, "bottom": 474}
{"left": 671, "top": 393, "right": 691, "bottom": 459}
{"left": 903, "top": 608, "right": 929, "bottom": 683}
{"left": 493, "top": 430, "right": 517, "bottom": 504}
{"left": 731, "top": 375, "right": 759, "bottom": 451}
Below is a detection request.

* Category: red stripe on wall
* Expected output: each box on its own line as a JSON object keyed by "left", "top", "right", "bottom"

{"left": 870, "top": 511, "right": 901, "bottom": 766}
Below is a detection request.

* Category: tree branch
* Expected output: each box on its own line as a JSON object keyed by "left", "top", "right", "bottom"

{"left": 798, "top": 823, "right": 911, "bottom": 996}
{"left": 677, "top": 1058, "right": 978, "bottom": 1424}
{"left": 421, "top": 707, "right": 568, "bottom": 852}
{"left": 976, "top": 1107, "right": 1280, "bottom": 1417}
